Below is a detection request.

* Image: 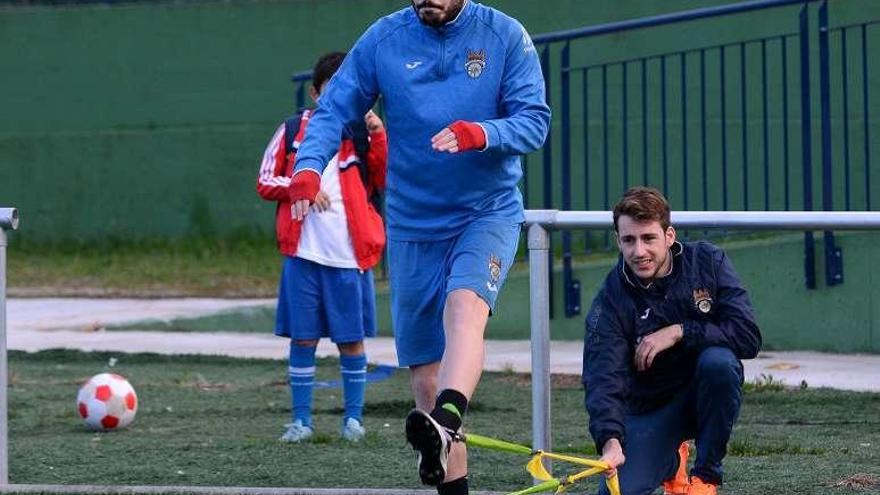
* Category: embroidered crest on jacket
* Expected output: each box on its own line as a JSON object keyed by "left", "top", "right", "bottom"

{"left": 465, "top": 49, "right": 486, "bottom": 79}
{"left": 692, "top": 288, "right": 713, "bottom": 314}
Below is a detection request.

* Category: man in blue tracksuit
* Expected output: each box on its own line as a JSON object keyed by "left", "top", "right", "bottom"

{"left": 583, "top": 187, "right": 762, "bottom": 495}
{"left": 287, "top": 1, "right": 550, "bottom": 493}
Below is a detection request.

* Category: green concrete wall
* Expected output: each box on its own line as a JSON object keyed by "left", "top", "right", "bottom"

{"left": 375, "top": 233, "right": 880, "bottom": 352}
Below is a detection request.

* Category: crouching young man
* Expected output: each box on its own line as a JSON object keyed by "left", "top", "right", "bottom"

{"left": 583, "top": 187, "right": 762, "bottom": 495}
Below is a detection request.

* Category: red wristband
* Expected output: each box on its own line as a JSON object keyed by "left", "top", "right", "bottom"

{"left": 289, "top": 170, "right": 320, "bottom": 203}
{"left": 449, "top": 120, "right": 486, "bottom": 152}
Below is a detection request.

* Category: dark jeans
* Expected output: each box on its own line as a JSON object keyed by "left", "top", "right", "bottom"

{"left": 598, "top": 346, "right": 744, "bottom": 495}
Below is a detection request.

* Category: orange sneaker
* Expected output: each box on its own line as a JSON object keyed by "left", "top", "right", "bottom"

{"left": 688, "top": 476, "right": 718, "bottom": 495}
{"left": 662, "top": 442, "right": 690, "bottom": 495}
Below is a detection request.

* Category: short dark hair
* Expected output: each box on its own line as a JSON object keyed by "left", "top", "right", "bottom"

{"left": 612, "top": 186, "right": 671, "bottom": 231}
{"left": 312, "top": 52, "right": 347, "bottom": 94}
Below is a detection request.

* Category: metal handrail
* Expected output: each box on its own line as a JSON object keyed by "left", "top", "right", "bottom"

{"left": 532, "top": 0, "right": 818, "bottom": 44}
{"left": 288, "top": 0, "right": 818, "bottom": 82}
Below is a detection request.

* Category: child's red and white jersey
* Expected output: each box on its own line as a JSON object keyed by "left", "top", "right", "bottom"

{"left": 256, "top": 110, "right": 387, "bottom": 270}
{"left": 296, "top": 152, "right": 357, "bottom": 268}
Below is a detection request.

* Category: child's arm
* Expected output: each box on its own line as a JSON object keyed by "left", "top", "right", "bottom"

{"left": 256, "top": 123, "right": 292, "bottom": 201}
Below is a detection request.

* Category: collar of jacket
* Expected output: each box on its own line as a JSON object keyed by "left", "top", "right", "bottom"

{"left": 619, "top": 240, "right": 684, "bottom": 290}
{"left": 416, "top": 0, "right": 475, "bottom": 38}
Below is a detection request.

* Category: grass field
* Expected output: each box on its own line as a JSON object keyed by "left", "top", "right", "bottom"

{"left": 6, "top": 350, "right": 880, "bottom": 494}
{"left": 7, "top": 236, "right": 284, "bottom": 298}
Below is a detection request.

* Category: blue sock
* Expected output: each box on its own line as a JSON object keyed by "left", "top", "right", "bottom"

{"left": 288, "top": 343, "right": 317, "bottom": 426}
{"left": 339, "top": 353, "right": 367, "bottom": 422}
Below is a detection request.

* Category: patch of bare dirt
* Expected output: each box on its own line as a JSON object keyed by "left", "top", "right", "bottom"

{"left": 829, "top": 473, "right": 880, "bottom": 490}
{"left": 499, "top": 372, "right": 583, "bottom": 390}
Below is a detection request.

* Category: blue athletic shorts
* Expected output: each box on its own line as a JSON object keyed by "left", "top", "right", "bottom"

{"left": 275, "top": 256, "right": 377, "bottom": 343}
{"left": 387, "top": 219, "right": 521, "bottom": 367}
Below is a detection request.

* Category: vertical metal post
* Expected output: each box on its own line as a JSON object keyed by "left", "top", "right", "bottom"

{"left": 561, "top": 42, "right": 580, "bottom": 317}
{"left": 622, "top": 62, "right": 630, "bottom": 189}
{"left": 741, "top": 42, "right": 749, "bottom": 210}
{"left": 818, "top": 1, "right": 843, "bottom": 286}
{"left": 762, "top": 39, "right": 770, "bottom": 210}
{"left": 584, "top": 68, "right": 592, "bottom": 252}
{"left": 528, "top": 223, "right": 552, "bottom": 478}
{"left": 799, "top": 5, "right": 817, "bottom": 289}
{"left": 641, "top": 58, "right": 649, "bottom": 185}
{"left": 602, "top": 64, "right": 609, "bottom": 208}
{"left": 700, "top": 50, "right": 708, "bottom": 210}
{"left": 841, "top": 27, "right": 851, "bottom": 211}
{"left": 721, "top": 46, "right": 729, "bottom": 210}
{"left": 862, "top": 24, "right": 871, "bottom": 210}
{"left": 602, "top": 64, "right": 610, "bottom": 248}
{"left": 0, "top": 207, "right": 19, "bottom": 486}
{"left": 295, "top": 83, "right": 305, "bottom": 111}
{"left": 661, "top": 56, "right": 668, "bottom": 194}
{"left": 782, "top": 35, "right": 791, "bottom": 210}
{"left": 681, "top": 52, "right": 689, "bottom": 210}
{"left": 540, "top": 46, "right": 555, "bottom": 320}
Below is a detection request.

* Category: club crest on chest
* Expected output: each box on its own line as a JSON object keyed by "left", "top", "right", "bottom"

{"left": 692, "top": 288, "right": 713, "bottom": 314}
{"left": 465, "top": 49, "right": 486, "bottom": 79}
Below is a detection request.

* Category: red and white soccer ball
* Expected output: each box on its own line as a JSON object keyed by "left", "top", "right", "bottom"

{"left": 76, "top": 373, "right": 138, "bottom": 431}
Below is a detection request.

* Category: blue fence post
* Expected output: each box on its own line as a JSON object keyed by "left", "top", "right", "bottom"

{"left": 681, "top": 53, "right": 689, "bottom": 210}
{"left": 841, "top": 27, "right": 851, "bottom": 211}
{"left": 863, "top": 24, "right": 872, "bottom": 210}
{"left": 799, "top": 4, "right": 817, "bottom": 289}
{"left": 560, "top": 42, "right": 580, "bottom": 317}
{"left": 540, "top": 45, "right": 555, "bottom": 319}
{"left": 740, "top": 42, "right": 749, "bottom": 210}
{"left": 700, "top": 50, "right": 709, "bottom": 210}
{"left": 762, "top": 39, "right": 771, "bottom": 210}
{"left": 290, "top": 70, "right": 311, "bottom": 112}
{"left": 583, "top": 68, "right": 592, "bottom": 252}
{"left": 721, "top": 46, "right": 729, "bottom": 210}
{"left": 818, "top": 1, "right": 843, "bottom": 286}
{"left": 641, "top": 59, "right": 649, "bottom": 185}
{"left": 782, "top": 36, "right": 791, "bottom": 210}
{"left": 661, "top": 56, "right": 669, "bottom": 194}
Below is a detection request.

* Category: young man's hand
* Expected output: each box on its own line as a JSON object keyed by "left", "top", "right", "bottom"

{"left": 634, "top": 323, "right": 684, "bottom": 371}
{"left": 431, "top": 120, "right": 486, "bottom": 153}
{"left": 600, "top": 438, "right": 626, "bottom": 477}
{"left": 289, "top": 170, "right": 321, "bottom": 221}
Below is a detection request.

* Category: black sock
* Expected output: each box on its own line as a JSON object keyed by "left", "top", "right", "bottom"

{"left": 431, "top": 389, "right": 468, "bottom": 432}
{"left": 437, "top": 475, "right": 468, "bottom": 495}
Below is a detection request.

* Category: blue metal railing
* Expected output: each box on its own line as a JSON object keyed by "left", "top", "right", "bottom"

{"left": 525, "top": 0, "right": 878, "bottom": 311}
{"left": 290, "top": 0, "right": 878, "bottom": 309}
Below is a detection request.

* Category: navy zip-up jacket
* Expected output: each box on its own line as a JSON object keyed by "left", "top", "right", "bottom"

{"left": 582, "top": 241, "right": 762, "bottom": 451}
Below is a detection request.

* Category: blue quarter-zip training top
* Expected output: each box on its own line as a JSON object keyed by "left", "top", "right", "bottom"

{"left": 293, "top": 1, "right": 551, "bottom": 240}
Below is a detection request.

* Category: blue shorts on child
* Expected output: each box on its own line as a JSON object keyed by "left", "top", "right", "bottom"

{"left": 275, "top": 256, "right": 377, "bottom": 343}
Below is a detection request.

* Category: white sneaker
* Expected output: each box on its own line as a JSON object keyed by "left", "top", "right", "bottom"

{"left": 341, "top": 417, "right": 366, "bottom": 442}
{"left": 279, "top": 420, "right": 314, "bottom": 443}
{"left": 405, "top": 408, "right": 455, "bottom": 486}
